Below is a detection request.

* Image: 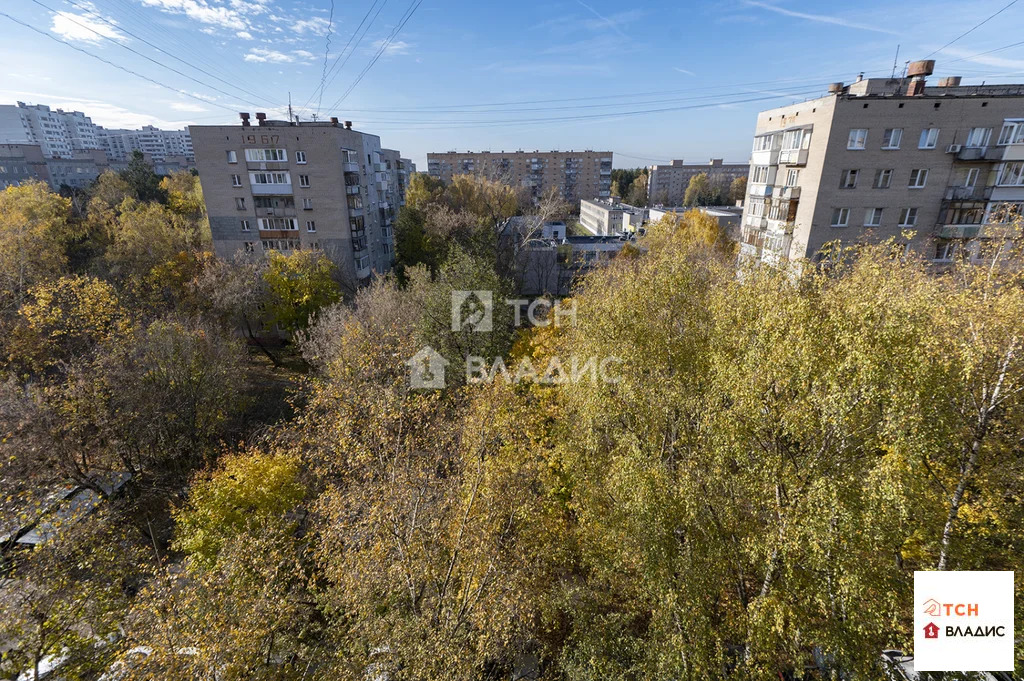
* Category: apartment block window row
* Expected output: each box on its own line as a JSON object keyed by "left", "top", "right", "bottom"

{"left": 258, "top": 217, "right": 298, "bottom": 231}
{"left": 245, "top": 148, "right": 287, "bottom": 162}
{"left": 262, "top": 239, "right": 301, "bottom": 251}
{"left": 830, "top": 207, "right": 917, "bottom": 228}
{"left": 250, "top": 171, "right": 290, "bottom": 185}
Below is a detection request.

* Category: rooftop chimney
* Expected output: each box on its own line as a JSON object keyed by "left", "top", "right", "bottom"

{"left": 330, "top": 116, "right": 339, "bottom": 125}
{"left": 255, "top": 112, "right": 267, "bottom": 125}
{"left": 906, "top": 59, "right": 934, "bottom": 96}
{"left": 828, "top": 82, "right": 844, "bottom": 94}
{"left": 239, "top": 112, "right": 251, "bottom": 126}
{"left": 344, "top": 120, "right": 353, "bottom": 129}
{"left": 938, "top": 76, "right": 962, "bottom": 87}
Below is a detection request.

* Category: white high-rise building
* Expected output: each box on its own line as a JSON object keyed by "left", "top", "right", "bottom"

{"left": 98, "top": 125, "right": 194, "bottom": 162}
{"left": 0, "top": 102, "right": 101, "bottom": 158}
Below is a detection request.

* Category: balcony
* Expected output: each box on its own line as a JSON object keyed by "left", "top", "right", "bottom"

{"left": 955, "top": 146, "right": 1004, "bottom": 162}
{"left": 778, "top": 148, "right": 808, "bottom": 166}
{"left": 777, "top": 185, "right": 801, "bottom": 200}
{"left": 342, "top": 161, "right": 359, "bottom": 173}
{"left": 346, "top": 185, "right": 361, "bottom": 195}
{"left": 934, "top": 223, "right": 1017, "bottom": 239}
{"left": 944, "top": 185, "right": 993, "bottom": 201}
{"left": 749, "top": 183, "right": 773, "bottom": 198}
{"left": 251, "top": 183, "right": 292, "bottom": 195}
{"left": 766, "top": 218, "right": 794, "bottom": 234}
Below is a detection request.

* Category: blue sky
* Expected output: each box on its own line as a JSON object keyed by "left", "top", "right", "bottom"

{"left": 3, "top": 0, "right": 1024, "bottom": 168}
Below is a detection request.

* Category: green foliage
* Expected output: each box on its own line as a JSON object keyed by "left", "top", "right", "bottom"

{"left": 683, "top": 171, "right": 729, "bottom": 206}
{"left": 626, "top": 172, "right": 648, "bottom": 207}
{"left": 729, "top": 175, "right": 748, "bottom": 203}
{"left": 173, "top": 449, "right": 306, "bottom": 568}
{"left": 119, "top": 150, "right": 166, "bottom": 203}
{"left": 262, "top": 249, "right": 342, "bottom": 333}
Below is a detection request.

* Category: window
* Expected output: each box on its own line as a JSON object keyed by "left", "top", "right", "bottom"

{"left": 997, "top": 120, "right": 1024, "bottom": 145}
{"left": 235, "top": 197, "right": 246, "bottom": 210}
{"left": 303, "top": 198, "right": 313, "bottom": 210}
{"left": 908, "top": 169, "right": 928, "bottom": 188}
{"left": 965, "top": 127, "right": 992, "bottom": 148}
{"left": 244, "top": 148, "right": 287, "bottom": 162}
{"left": 295, "top": 151, "right": 307, "bottom": 164}
{"left": 934, "top": 239, "right": 960, "bottom": 262}
{"left": 874, "top": 169, "right": 893, "bottom": 189}
{"left": 847, "top": 129, "right": 867, "bottom": 149}
{"left": 231, "top": 174, "right": 242, "bottom": 187}
{"left": 257, "top": 218, "right": 298, "bottom": 231}
{"left": 919, "top": 128, "right": 939, "bottom": 149}
{"left": 840, "top": 169, "right": 859, "bottom": 189}
{"left": 299, "top": 174, "right": 310, "bottom": 188}
{"left": 998, "top": 162, "right": 1024, "bottom": 186}
{"left": 249, "top": 171, "right": 290, "bottom": 184}
{"left": 241, "top": 219, "right": 250, "bottom": 231}
{"left": 781, "top": 129, "right": 804, "bottom": 150}
{"left": 864, "top": 208, "right": 883, "bottom": 227}
{"left": 785, "top": 169, "right": 799, "bottom": 186}
{"left": 882, "top": 128, "right": 903, "bottom": 149}
{"left": 831, "top": 207, "right": 850, "bottom": 227}
{"left": 751, "top": 166, "right": 770, "bottom": 183}
{"left": 244, "top": 242, "right": 255, "bottom": 253}
{"left": 965, "top": 167, "right": 980, "bottom": 188}
{"left": 898, "top": 207, "right": 918, "bottom": 227}
{"left": 753, "top": 134, "right": 776, "bottom": 151}
{"left": 355, "top": 255, "right": 369, "bottom": 270}
{"left": 226, "top": 150, "right": 237, "bottom": 163}
{"left": 306, "top": 220, "right": 316, "bottom": 232}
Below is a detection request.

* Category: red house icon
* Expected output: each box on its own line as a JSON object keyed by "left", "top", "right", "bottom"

{"left": 924, "top": 622, "right": 940, "bottom": 639}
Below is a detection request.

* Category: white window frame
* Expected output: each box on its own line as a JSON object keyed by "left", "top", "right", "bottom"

{"left": 841, "top": 169, "right": 859, "bottom": 189}
{"left": 882, "top": 128, "right": 903, "bottom": 149}
{"left": 306, "top": 220, "right": 316, "bottom": 232}
{"left": 303, "top": 198, "right": 313, "bottom": 210}
{"left": 847, "top": 129, "right": 867, "bottom": 150}
{"left": 919, "top": 128, "right": 939, "bottom": 149}
{"left": 241, "top": 219, "right": 250, "bottom": 232}
{"left": 997, "top": 120, "right": 1024, "bottom": 145}
{"left": 299, "top": 174, "right": 310, "bottom": 188}
{"left": 998, "top": 162, "right": 1024, "bottom": 186}
{"left": 226, "top": 150, "right": 237, "bottom": 163}
{"left": 964, "top": 168, "right": 980, "bottom": 188}
{"left": 257, "top": 218, "right": 299, "bottom": 231}
{"left": 231, "top": 174, "right": 242, "bottom": 187}
{"left": 295, "top": 150, "right": 307, "bottom": 164}
{"left": 244, "top": 148, "right": 287, "bottom": 162}
{"left": 965, "top": 127, "right": 992, "bottom": 148}
{"left": 864, "top": 208, "right": 883, "bottom": 227}
{"left": 908, "top": 169, "right": 928, "bottom": 189}
{"left": 235, "top": 197, "right": 246, "bottom": 210}
{"left": 785, "top": 169, "right": 799, "bottom": 187}
{"left": 249, "top": 171, "right": 291, "bottom": 185}
{"left": 875, "top": 169, "right": 893, "bottom": 189}
{"left": 831, "top": 207, "right": 850, "bottom": 227}
{"left": 898, "top": 207, "right": 918, "bottom": 227}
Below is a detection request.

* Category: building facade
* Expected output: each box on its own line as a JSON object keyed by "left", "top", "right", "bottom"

{"left": 0, "top": 102, "right": 101, "bottom": 158}
{"left": 579, "top": 198, "right": 646, "bottom": 235}
{"left": 739, "top": 62, "right": 1024, "bottom": 267}
{"left": 427, "top": 150, "right": 613, "bottom": 203}
{"left": 0, "top": 143, "right": 193, "bottom": 191}
{"left": 98, "top": 125, "right": 195, "bottom": 163}
{"left": 647, "top": 158, "right": 749, "bottom": 207}
{"left": 190, "top": 115, "right": 400, "bottom": 287}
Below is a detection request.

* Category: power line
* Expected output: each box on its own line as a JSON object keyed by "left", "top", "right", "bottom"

{"left": 315, "top": 0, "right": 335, "bottom": 118}
{"left": 58, "top": 0, "right": 281, "bottom": 108}
{"left": 324, "top": 0, "right": 425, "bottom": 111}
{"left": 298, "top": 0, "right": 388, "bottom": 116}
{"left": 943, "top": 38, "right": 1024, "bottom": 65}
{"left": 0, "top": 10, "right": 253, "bottom": 115}
{"left": 26, "top": 0, "right": 279, "bottom": 111}
{"left": 925, "top": 0, "right": 1020, "bottom": 58}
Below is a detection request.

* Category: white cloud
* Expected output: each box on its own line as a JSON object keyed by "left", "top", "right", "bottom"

{"left": 371, "top": 39, "right": 413, "bottom": 56}
{"left": 937, "top": 46, "right": 1024, "bottom": 71}
{"left": 290, "top": 17, "right": 331, "bottom": 35}
{"left": 743, "top": 1, "right": 899, "bottom": 35}
{"left": 674, "top": 67, "right": 696, "bottom": 76}
{"left": 137, "top": 0, "right": 250, "bottom": 32}
{"left": 169, "top": 101, "right": 208, "bottom": 112}
{"left": 50, "top": 11, "right": 128, "bottom": 44}
{"left": 236, "top": 30, "right": 254, "bottom": 40}
{"left": 243, "top": 47, "right": 315, "bottom": 63}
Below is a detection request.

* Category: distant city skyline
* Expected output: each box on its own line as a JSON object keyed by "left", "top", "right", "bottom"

{"left": 3, "top": 0, "right": 1024, "bottom": 168}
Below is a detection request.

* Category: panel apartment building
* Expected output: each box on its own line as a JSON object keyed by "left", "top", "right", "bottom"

{"left": 740, "top": 60, "right": 1024, "bottom": 267}
{"left": 0, "top": 102, "right": 101, "bottom": 157}
{"left": 647, "top": 158, "right": 749, "bottom": 207}
{"left": 99, "top": 125, "right": 194, "bottom": 162}
{"left": 427, "top": 150, "right": 613, "bottom": 203}
{"left": 190, "top": 114, "right": 403, "bottom": 287}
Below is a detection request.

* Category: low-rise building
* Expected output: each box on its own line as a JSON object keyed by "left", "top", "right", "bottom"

{"left": 649, "top": 205, "right": 744, "bottom": 241}
{"left": 579, "top": 198, "right": 646, "bottom": 235}
{"left": 428, "top": 149, "right": 613, "bottom": 203}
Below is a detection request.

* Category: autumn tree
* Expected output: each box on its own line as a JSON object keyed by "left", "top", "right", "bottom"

{"left": 729, "top": 175, "right": 748, "bottom": 204}
{"left": 262, "top": 249, "right": 342, "bottom": 333}
{"left": 626, "top": 172, "right": 648, "bottom": 207}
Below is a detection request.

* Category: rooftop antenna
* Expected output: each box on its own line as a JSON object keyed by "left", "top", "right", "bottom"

{"left": 891, "top": 44, "right": 901, "bottom": 79}
{"left": 288, "top": 92, "right": 294, "bottom": 124}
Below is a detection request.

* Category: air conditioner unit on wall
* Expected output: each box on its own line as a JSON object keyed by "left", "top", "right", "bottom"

{"left": 946, "top": 144, "right": 962, "bottom": 153}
